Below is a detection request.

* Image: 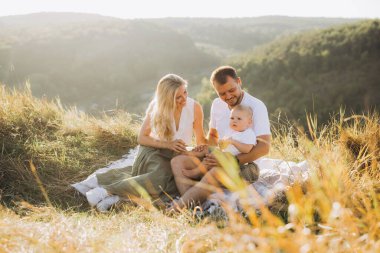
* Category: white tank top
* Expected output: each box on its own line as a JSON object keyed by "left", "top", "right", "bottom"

{"left": 150, "top": 97, "right": 195, "bottom": 145}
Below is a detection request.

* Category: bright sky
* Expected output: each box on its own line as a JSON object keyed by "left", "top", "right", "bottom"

{"left": 0, "top": 0, "right": 379, "bottom": 19}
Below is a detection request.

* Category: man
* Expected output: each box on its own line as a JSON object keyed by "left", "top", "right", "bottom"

{"left": 170, "top": 66, "right": 271, "bottom": 207}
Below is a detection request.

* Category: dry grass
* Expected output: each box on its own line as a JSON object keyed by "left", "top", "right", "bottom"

{"left": 1, "top": 85, "right": 379, "bottom": 252}
{"left": 0, "top": 84, "right": 138, "bottom": 208}
{"left": 0, "top": 202, "right": 194, "bottom": 253}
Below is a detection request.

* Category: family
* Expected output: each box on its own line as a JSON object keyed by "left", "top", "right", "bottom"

{"left": 75, "top": 66, "right": 273, "bottom": 212}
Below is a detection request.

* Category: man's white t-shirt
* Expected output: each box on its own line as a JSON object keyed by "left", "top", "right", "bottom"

{"left": 224, "top": 128, "right": 257, "bottom": 156}
{"left": 210, "top": 92, "right": 271, "bottom": 141}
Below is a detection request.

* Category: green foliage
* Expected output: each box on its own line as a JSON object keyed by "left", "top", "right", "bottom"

{"left": 0, "top": 14, "right": 375, "bottom": 123}
{"left": 231, "top": 20, "right": 380, "bottom": 123}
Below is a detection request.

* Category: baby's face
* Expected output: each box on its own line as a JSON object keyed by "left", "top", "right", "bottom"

{"left": 229, "top": 109, "right": 252, "bottom": 132}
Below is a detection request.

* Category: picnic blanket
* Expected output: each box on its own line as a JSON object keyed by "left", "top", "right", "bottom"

{"left": 72, "top": 147, "right": 309, "bottom": 213}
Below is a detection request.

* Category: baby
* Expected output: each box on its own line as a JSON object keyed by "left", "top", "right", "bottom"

{"left": 177, "top": 104, "right": 257, "bottom": 177}
{"left": 219, "top": 104, "right": 257, "bottom": 156}
{"left": 169, "top": 105, "right": 258, "bottom": 211}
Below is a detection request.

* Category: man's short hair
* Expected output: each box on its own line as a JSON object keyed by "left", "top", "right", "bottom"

{"left": 210, "top": 66, "right": 238, "bottom": 85}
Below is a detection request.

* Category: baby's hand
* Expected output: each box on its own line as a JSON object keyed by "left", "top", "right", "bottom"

{"left": 218, "top": 138, "right": 229, "bottom": 150}
{"left": 225, "top": 137, "right": 233, "bottom": 144}
{"left": 219, "top": 137, "right": 235, "bottom": 150}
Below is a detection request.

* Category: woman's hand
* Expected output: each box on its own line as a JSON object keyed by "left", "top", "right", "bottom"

{"left": 167, "top": 139, "right": 187, "bottom": 153}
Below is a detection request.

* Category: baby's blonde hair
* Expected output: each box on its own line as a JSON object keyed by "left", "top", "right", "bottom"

{"left": 232, "top": 104, "right": 253, "bottom": 119}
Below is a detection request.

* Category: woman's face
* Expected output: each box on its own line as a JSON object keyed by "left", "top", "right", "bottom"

{"left": 175, "top": 84, "right": 188, "bottom": 109}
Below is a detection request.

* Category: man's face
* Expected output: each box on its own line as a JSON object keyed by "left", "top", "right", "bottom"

{"left": 213, "top": 76, "right": 243, "bottom": 107}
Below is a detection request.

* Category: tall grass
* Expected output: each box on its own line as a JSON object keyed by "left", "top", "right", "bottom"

{"left": 0, "top": 84, "right": 138, "bottom": 208}
{"left": 1, "top": 85, "right": 379, "bottom": 252}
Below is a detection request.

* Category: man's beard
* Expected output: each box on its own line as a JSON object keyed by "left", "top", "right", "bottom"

{"left": 226, "top": 93, "right": 243, "bottom": 107}
{"left": 226, "top": 97, "right": 238, "bottom": 106}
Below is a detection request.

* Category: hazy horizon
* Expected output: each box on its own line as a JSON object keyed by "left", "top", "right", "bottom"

{"left": 1, "top": 0, "right": 379, "bottom": 19}
{"left": 0, "top": 12, "right": 370, "bottom": 20}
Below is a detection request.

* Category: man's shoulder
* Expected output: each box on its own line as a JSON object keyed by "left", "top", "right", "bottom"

{"left": 211, "top": 97, "right": 224, "bottom": 106}
{"left": 211, "top": 97, "right": 228, "bottom": 111}
{"left": 242, "top": 92, "right": 267, "bottom": 109}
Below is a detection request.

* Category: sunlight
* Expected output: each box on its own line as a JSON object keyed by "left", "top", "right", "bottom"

{"left": 1, "top": 0, "right": 379, "bottom": 18}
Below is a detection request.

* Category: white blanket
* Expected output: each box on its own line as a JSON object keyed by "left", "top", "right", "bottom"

{"left": 72, "top": 147, "right": 139, "bottom": 196}
{"left": 72, "top": 147, "right": 309, "bottom": 212}
{"left": 203, "top": 158, "right": 309, "bottom": 214}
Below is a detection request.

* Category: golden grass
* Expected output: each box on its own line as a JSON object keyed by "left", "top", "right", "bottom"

{"left": 0, "top": 84, "right": 138, "bottom": 208}
{"left": 1, "top": 85, "right": 379, "bottom": 252}
{"left": 0, "top": 203, "right": 194, "bottom": 253}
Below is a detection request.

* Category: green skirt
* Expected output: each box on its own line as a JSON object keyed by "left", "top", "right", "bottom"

{"left": 96, "top": 145, "right": 179, "bottom": 202}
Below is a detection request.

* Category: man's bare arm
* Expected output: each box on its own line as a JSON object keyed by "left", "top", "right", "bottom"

{"left": 229, "top": 139, "right": 254, "bottom": 154}
{"left": 236, "top": 135, "right": 271, "bottom": 165}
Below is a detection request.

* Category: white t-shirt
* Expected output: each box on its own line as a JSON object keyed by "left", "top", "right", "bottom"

{"left": 210, "top": 92, "right": 271, "bottom": 140}
{"left": 224, "top": 128, "right": 257, "bottom": 155}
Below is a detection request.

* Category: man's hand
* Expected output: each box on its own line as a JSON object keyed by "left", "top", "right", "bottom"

{"left": 203, "top": 153, "right": 220, "bottom": 169}
{"left": 236, "top": 135, "right": 271, "bottom": 164}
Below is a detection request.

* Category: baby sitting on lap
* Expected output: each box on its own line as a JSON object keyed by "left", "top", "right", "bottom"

{"left": 219, "top": 104, "right": 257, "bottom": 156}
{"left": 171, "top": 105, "right": 257, "bottom": 197}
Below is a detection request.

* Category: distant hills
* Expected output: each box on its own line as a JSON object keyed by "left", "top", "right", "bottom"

{"left": 0, "top": 13, "right": 218, "bottom": 112}
{"left": 151, "top": 16, "right": 361, "bottom": 57}
{"left": 0, "top": 12, "right": 373, "bottom": 118}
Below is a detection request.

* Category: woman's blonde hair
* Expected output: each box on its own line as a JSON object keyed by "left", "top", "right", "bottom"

{"left": 147, "top": 74, "right": 187, "bottom": 141}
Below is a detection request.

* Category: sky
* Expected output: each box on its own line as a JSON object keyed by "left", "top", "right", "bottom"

{"left": 0, "top": 0, "right": 379, "bottom": 19}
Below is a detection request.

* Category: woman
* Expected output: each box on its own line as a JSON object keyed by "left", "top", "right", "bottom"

{"left": 84, "top": 74, "right": 207, "bottom": 208}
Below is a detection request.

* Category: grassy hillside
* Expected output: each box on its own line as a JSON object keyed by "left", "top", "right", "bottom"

{"left": 0, "top": 86, "right": 379, "bottom": 252}
{"left": 226, "top": 20, "right": 380, "bottom": 123}
{"left": 0, "top": 84, "right": 138, "bottom": 208}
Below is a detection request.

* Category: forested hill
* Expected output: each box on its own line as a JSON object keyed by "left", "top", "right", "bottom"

{"left": 0, "top": 13, "right": 368, "bottom": 115}
{"left": 231, "top": 20, "right": 380, "bottom": 123}
{"left": 149, "top": 16, "right": 360, "bottom": 57}
{"left": 0, "top": 13, "right": 218, "bottom": 113}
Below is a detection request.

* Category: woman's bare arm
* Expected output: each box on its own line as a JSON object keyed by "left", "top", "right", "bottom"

{"left": 137, "top": 114, "right": 169, "bottom": 148}
{"left": 138, "top": 113, "right": 187, "bottom": 152}
{"left": 193, "top": 102, "right": 208, "bottom": 145}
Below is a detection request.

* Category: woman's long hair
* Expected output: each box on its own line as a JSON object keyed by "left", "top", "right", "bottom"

{"left": 147, "top": 74, "right": 187, "bottom": 141}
